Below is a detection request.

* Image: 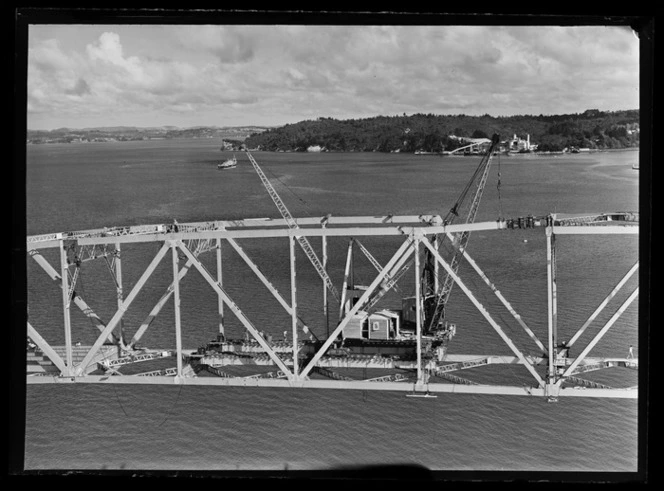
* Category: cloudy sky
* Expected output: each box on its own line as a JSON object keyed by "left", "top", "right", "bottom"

{"left": 26, "top": 23, "right": 640, "bottom": 130}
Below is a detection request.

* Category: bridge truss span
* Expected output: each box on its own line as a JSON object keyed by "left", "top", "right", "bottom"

{"left": 26, "top": 212, "right": 639, "bottom": 400}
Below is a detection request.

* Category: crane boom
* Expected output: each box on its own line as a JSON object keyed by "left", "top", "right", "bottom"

{"left": 358, "top": 134, "right": 501, "bottom": 321}
{"left": 245, "top": 151, "right": 340, "bottom": 302}
{"left": 424, "top": 133, "right": 501, "bottom": 333}
{"left": 354, "top": 239, "right": 400, "bottom": 293}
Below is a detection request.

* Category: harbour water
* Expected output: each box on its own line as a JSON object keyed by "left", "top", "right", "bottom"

{"left": 24, "top": 139, "right": 641, "bottom": 473}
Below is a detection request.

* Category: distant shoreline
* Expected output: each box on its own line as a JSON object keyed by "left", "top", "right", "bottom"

{"left": 25, "top": 137, "right": 640, "bottom": 156}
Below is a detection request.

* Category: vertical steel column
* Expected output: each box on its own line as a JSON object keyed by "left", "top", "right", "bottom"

{"left": 434, "top": 235, "right": 440, "bottom": 293}
{"left": 551, "top": 232, "right": 558, "bottom": 350}
{"left": 59, "top": 239, "right": 73, "bottom": 375}
{"left": 415, "top": 236, "right": 422, "bottom": 383}
{"left": 290, "top": 235, "right": 299, "bottom": 379}
{"left": 216, "top": 238, "right": 224, "bottom": 337}
{"left": 115, "top": 243, "right": 125, "bottom": 346}
{"left": 349, "top": 239, "right": 354, "bottom": 289}
{"left": 546, "top": 226, "right": 555, "bottom": 383}
{"left": 171, "top": 243, "right": 183, "bottom": 377}
{"left": 322, "top": 223, "right": 329, "bottom": 336}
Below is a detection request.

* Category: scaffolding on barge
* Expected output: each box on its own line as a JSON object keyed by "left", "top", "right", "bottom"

{"left": 25, "top": 211, "right": 639, "bottom": 400}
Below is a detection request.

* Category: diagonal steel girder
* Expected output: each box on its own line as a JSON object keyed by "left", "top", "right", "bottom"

{"left": 129, "top": 257, "right": 196, "bottom": 348}
{"left": 420, "top": 236, "right": 546, "bottom": 387}
{"left": 27, "top": 321, "right": 68, "bottom": 375}
{"left": 29, "top": 250, "right": 120, "bottom": 345}
{"left": 300, "top": 235, "right": 416, "bottom": 380}
{"left": 129, "top": 239, "right": 222, "bottom": 348}
{"left": 566, "top": 262, "right": 639, "bottom": 349}
{"left": 338, "top": 238, "right": 354, "bottom": 321}
{"left": 175, "top": 240, "right": 294, "bottom": 378}
{"left": 129, "top": 234, "right": 316, "bottom": 349}
{"left": 225, "top": 236, "right": 314, "bottom": 338}
{"left": 75, "top": 243, "right": 171, "bottom": 375}
{"left": 562, "top": 288, "right": 639, "bottom": 378}
{"left": 347, "top": 234, "right": 420, "bottom": 317}
{"left": 446, "top": 232, "right": 548, "bottom": 355}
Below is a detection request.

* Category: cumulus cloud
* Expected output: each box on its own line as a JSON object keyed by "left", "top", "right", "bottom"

{"left": 26, "top": 25, "right": 639, "bottom": 129}
{"left": 28, "top": 29, "right": 261, "bottom": 126}
{"left": 86, "top": 32, "right": 126, "bottom": 65}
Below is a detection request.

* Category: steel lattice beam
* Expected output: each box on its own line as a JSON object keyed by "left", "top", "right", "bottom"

{"left": 75, "top": 243, "right": 170, "bottom": 375}
{"left": 300, "top": 236, "right": 416, "bottom": 380}
{"left": 26, "top": 213, "right": 638, "bottom": 399}
{"left": 174, "top": 240, "right": 294, "bottom": 378}
{"left": 420, "top": 237, "right": 546, "bottom": 387}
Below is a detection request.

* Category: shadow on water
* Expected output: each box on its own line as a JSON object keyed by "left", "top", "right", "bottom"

{"left": 324, "top": 463, "right": 435, "bottom": 480}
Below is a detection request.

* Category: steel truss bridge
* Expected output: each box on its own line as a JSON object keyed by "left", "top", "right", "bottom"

{"left": 26, "top": 211, "right": 639, "bottom": 401}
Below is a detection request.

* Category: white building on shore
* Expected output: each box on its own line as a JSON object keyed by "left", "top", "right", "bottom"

{"left": 506, "top": 134, "right": 534, "bottom": 152}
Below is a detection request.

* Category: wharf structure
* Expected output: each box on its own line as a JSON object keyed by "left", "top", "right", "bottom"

{"left": 25, "top": 211, "right": 639, "bottom": 401}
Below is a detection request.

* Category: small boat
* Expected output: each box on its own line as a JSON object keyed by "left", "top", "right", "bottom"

{"left": 218, "top": 154, "right": 237, "bottom": 169}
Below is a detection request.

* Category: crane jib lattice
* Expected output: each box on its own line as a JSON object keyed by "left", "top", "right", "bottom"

{"left": 245, "top": 151, "right": 340, "bottom": 302}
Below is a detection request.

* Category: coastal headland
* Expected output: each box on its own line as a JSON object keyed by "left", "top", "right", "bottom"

{"left": 27, "top": 109, "right": 639, "bottom": 155}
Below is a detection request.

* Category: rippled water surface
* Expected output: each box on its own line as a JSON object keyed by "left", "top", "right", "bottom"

{"left": 24, "top": 141, "right": 641, "bottom": 473}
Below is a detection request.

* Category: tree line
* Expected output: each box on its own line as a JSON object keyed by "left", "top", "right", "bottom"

{"left": 240, "top": 109, "right": 639, "bottom": 153}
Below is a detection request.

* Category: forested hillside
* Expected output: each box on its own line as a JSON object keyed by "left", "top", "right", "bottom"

{"left": 242, "top": 109, "right": 639, "bottom": 153}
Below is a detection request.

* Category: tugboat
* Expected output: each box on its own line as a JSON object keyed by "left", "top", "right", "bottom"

{"left": 218, "top": 154, "right": 237, "bottom": 169}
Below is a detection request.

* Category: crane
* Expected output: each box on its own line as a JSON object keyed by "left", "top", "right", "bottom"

{"left": 422, "top": 133, "right": 501, "bottom": 335}
{"left": 356, "top": 134, "right": 501, "bottom": 337}
{"left": 245, "top": 150, "right": 341, "bottom": 303}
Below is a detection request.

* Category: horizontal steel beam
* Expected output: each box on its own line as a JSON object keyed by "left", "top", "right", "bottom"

{"left": 28, "top": 222, "right": 640, "bottom": 250}
{"left": 67, "top": 221, "right": 506, "bottom": 246}
{"left": 552, "top": 226, "right": 638, "bottom": 235}
{"left": 24, "top": 375, "right": 638, "bottom": 398}
{"left": 26, "top": 216, "right": 443, "bottom": 248}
